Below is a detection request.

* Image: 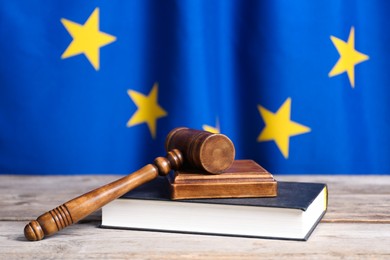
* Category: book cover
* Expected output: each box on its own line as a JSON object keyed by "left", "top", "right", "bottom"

{"left": 101, "top": 177, "right": 328, "bottom": 241}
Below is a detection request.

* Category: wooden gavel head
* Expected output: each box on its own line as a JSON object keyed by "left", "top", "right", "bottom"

{"left": 165, "top": 127, "right": 235, "bottom": 174}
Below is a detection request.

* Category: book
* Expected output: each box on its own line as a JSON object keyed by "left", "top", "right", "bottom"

{"left": 101, "top": 177, "right": 328, "bottom": 241}
{"left": 168, "top": 160, "right": 277, "bottom": 200}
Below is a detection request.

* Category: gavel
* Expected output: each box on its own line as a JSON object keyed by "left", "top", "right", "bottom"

{"left": 24, "top": 127, "right": 235, "bottom": 241}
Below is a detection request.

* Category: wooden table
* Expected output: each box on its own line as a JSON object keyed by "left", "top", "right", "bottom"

{"left": 1, "top": 175, "right": 390, "bottom": 259}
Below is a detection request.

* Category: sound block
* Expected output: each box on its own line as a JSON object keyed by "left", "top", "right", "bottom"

{"left": 168, "top": 160, "right": 277, "bottom": 200}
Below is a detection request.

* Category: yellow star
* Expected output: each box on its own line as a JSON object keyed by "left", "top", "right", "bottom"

{"left": 257, "top": 98, "right": 311, "bottom": 158}
{"left": 127, "top": 83, "right": 167, "bottom": 138}
{"left": 203, "top": 118, "right": 220, "bottom": 134}
{"left": 61, "top": 8, "right": 116, "bottom": 70}
{"left": 329, "top": 27, "right": 369, "bottom": 88}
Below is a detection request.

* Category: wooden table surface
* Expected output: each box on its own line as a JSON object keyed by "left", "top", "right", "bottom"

{"left": 1, "top": 175, "right": 390, "bottom": 259}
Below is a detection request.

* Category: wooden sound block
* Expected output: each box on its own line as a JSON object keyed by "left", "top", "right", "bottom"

{"left": 168, "top": 160, "right": 277, "bottom": 200}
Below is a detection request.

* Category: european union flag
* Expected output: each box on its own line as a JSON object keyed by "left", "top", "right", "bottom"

{"left": 1, "top": 1, "right": 389, "bottom": 174}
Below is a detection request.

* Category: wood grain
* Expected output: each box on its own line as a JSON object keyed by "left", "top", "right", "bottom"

{"left": 1, "top": 221, "right": 390, "bottom": 259}
{"left": 165, "top": 127, "right": 235, "bottom": 174}
{"left": 2, "top": 175, "right": 389, "bottom": 222}
{"left": 169, "top": 160, "right": 277, "bottom": 199}
{"left": 1, "top": 175, "right": 390, "bottom": 258}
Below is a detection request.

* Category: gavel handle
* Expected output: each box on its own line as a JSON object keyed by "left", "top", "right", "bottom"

{"left": 24, "top": 164, "right": 157, "bottom": 241}
{"left": 24, "top": 149, "right": 183, "bottom": 241}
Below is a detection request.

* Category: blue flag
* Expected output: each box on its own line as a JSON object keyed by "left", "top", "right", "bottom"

{"left": 1, "top": 1, "right": 389, "bottom": 174}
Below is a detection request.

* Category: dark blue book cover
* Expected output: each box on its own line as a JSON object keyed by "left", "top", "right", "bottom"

{"left": 122, "top": 177, "right": 327, "bottom": 212}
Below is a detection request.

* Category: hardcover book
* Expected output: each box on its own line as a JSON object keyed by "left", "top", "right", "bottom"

{"left": 101, "top": 177, "right": 328, "bottom": 241}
